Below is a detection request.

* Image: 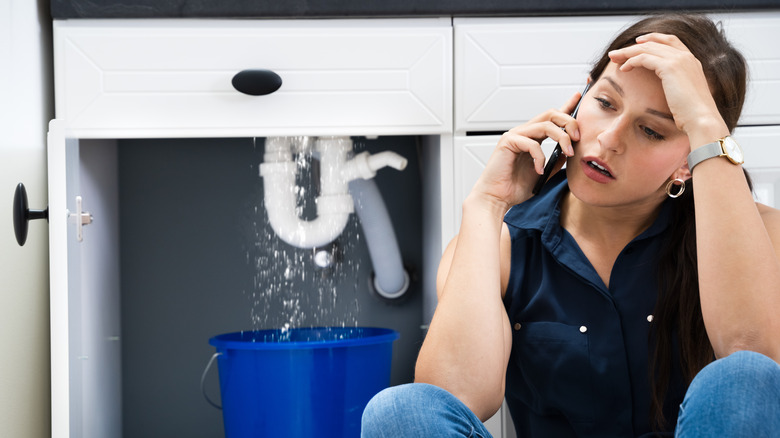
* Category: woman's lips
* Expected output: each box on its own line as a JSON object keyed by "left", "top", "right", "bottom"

{"left": 580, "top": 158, "right": 615, "bottom": 184}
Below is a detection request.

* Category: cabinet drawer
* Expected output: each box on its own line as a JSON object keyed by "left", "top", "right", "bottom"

{"left": 455, "top": 13, "right": 780, "bottom": 133}
{"left": 54, "top": 19, "right": 452, "bottom": 137}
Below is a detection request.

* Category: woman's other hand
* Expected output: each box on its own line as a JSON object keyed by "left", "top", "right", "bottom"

{"left": 607, "top": 33, "right": 730, "bottom": 146}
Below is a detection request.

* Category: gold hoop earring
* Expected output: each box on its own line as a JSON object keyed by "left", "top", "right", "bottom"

{"left": 666, "top": 178, "right": 686, "bottom": 198}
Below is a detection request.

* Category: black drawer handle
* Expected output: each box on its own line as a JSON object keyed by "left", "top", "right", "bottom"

{"left": 13, "top": 183, "right": 48, "bottom": 246}
{"left": 231, "top": 69, "right": 282, "bottom": 96}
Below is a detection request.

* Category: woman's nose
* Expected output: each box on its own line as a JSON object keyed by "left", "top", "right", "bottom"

{"left": 596, "top": 117, "right": 627, "bottom": 154}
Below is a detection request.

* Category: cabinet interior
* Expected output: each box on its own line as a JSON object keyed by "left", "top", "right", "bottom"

{"left": 69, "top": 135, "right": 442, "bottom": 436}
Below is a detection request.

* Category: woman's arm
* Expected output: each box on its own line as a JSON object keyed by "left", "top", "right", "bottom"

{"left": 416, "top": 198, "right": 514, "bottom": 421}
{"left": 415, "top": 93, "right": 584, "bottom": 420}
{"left": 690, "top": 155, "right": 780, "bottom": 361}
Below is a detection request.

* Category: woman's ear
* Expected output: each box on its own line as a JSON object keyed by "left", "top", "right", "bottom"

{"left": 673, "top": 162, "right": 692, "bottom": 182}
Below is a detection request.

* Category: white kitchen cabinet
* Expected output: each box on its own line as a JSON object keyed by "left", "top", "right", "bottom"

{"left": 49, "top": 18, "right": 451, "bottom": 437}
{"left": 48, "top": 11, "right": 780, "bottom": 438}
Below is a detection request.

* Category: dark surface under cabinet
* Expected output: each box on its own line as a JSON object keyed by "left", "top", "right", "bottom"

{"left": 51, "top": 0, "right": 780, "bottom": 19}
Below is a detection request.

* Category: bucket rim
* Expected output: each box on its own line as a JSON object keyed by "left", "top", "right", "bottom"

{"left": 208, "top": 326, "right": 400, "bottom": 350}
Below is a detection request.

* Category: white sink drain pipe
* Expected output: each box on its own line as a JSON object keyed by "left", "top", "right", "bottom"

{"left": 349, "top": 177, "right": 411, "bottom": 300}
{"left": 260, "top": 136, "right": 352, "bottom": 249}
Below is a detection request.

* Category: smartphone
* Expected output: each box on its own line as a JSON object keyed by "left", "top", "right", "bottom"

{"left": 531, "top": 82, "right": 591, "bottom": 195}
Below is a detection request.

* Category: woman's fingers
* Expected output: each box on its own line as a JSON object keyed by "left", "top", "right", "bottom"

{"left": 609, "top": 44, "right": 666, "bottom": 72}
{"left": 523, "top": 100, "right": 583, "bottom": 154}
{"left": 608, "top": 34, "right": 696, "bottom": 73}
{"left": 502, "top": 120, "right": 576, "bottom": 170}
{"left": 560, "top": 87, "right": 587, "bottom": 116}
{"left": 499, "top": 130, "right": 547, "bottom": 174}
{"left": 636, "top": 32, "right": 689, "bottom": 50}
{"left": 508, "top": 120, "right": 575, "bottom": 156}
{"left": 610, "top": 32, "right": 690, "bottom": 57}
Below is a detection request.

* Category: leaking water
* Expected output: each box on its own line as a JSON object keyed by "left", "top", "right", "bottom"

{"left": 245, "top": 137, "right": 363, "bottom": 334}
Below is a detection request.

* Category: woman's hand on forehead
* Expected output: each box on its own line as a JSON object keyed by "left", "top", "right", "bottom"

{"left": 606, "top": 33, "right": 728, "bottom": 140}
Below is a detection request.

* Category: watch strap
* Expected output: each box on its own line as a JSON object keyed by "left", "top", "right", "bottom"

{"left": 687, "top": 141, "right": 725, "bottom": 172}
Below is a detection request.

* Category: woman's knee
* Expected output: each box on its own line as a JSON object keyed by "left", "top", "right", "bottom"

{"left": 691, "top": 350, "right": 780, "bottom": 391}
{"left": 361, "top": 383, "right": 492, "bottom": 438}
{"left": 361, "top": 384, "right": 441, "bottom": 434}
{"left": 676, "top": 350, "right": 780, "bottom": 437}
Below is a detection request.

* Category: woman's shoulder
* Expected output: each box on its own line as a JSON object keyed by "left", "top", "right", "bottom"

{"left": 757, "top": 202, "right": 780, "bottom": 236}
{"left": 758, "top": 202, "right": 780, "bottom": 219}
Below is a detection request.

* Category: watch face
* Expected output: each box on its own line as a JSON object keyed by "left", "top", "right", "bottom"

{"left": 722, "top": 137, "right": 744, "bottom": 164}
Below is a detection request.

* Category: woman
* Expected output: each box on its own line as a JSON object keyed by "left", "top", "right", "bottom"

{"left": 362, "top": 14, "right": 780, "bottom": 437}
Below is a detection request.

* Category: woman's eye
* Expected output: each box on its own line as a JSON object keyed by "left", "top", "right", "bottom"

{"left": 642, "top": 126, "right": 665, "bottom": 141}
{"left": 595, "top": 97, "right": 614, "bottom": 110}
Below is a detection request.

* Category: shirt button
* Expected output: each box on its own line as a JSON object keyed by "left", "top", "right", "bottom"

{"left": 647, "top": 315, "right": 654, "bottom": 323}
{"left": 514, "top": 323, "right": 522, "bottom": 331}
{"left": 579, "top": 326, "right": 588, "bottom": 333}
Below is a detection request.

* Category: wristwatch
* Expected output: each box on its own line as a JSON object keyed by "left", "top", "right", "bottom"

{"left": 687, "top": 136, "right": 744, "bottom": 172}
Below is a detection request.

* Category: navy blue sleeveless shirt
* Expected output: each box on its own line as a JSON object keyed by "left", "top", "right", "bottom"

{"left": 502, "top": 171, "right": 685, "bottom": 437}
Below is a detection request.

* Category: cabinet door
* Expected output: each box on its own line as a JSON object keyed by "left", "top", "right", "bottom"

{"left": 53, "top": 18, "right": 452, "bottom": 138}
{"left": 48, "top": 121, "right": 122, "bottom": 438}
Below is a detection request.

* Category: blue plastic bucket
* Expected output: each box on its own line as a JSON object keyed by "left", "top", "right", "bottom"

{"left": 207, "top": 327, "right": 399, "bottom": 437}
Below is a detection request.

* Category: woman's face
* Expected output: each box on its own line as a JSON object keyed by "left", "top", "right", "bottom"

{"left": 566, "top": 61, "right": 692, "bottom": 209}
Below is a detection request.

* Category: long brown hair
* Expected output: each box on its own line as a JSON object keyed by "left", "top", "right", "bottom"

{"left": 588, "top": 14, "right": 748, "bottom": 430}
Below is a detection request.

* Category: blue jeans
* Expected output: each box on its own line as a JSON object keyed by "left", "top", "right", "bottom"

{"left": 361, "top": 351, "right": 780, "bottom": 437}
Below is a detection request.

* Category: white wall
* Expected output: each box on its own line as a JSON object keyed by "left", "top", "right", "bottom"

{"left": 0, "top": 0, "right": 52, "bottom": 436}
